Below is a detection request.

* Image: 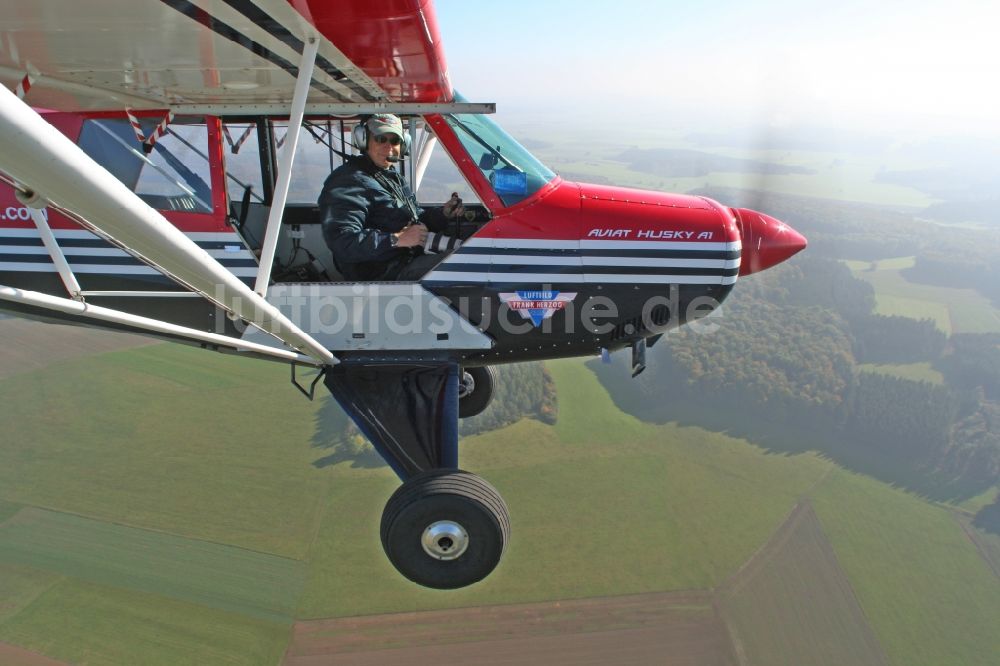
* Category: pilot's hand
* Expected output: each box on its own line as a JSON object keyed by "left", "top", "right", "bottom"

{"left": 394, "top": 223, "right": 428, "bottom": 248}
{"left": 443, "top": 192, "right": 465, "bottom": 219}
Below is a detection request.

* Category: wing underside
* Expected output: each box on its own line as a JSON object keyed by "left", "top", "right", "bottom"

{"left": 0, "top": 0, "right": 452, "bottom": 112}
{"left": 0, "top": 0, "right": 468, "bottom": 364}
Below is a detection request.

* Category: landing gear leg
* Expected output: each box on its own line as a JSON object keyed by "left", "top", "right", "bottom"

{"left": 323, "top": 359, "right": 510, "bottom": 588}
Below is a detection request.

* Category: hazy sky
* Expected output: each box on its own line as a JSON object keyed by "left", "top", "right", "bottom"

{"left": 436, "top": 0, "right": 1000, "bottom": 138}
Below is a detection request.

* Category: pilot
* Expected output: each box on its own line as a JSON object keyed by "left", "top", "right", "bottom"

{"left": 318, "top": 113, "right": 464, "bottom": 281}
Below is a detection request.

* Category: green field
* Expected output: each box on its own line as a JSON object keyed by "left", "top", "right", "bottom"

{"left": 859, "top": 362, "right": 944, "bottom": 385}
{"left": 0, "top": 581, "right": 289, "bottom": 666}
{"left": 0, "top": 345, "right": 332, "bottom": 560}
{"left": 0, "top": 507, "right": 304, "bottom": 622}
{"left": 844, "top": 257, "right": 918, "bottom": 272}
{"left": 2, "top": 340, "right": 1000, "bottom": 664}
{"left": 956, "top": 485, "right": 1000, "bottom": 513}
{"left": 845, "top": 257, "right": 1000, "bottom": 334}
{"left": 0, "top": 563, "right": 61, "bottom": 625}
{"left": 0, "top": 499, "right": 21, "bottom": 525}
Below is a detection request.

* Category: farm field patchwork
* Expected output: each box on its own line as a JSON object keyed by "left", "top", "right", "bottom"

{"left": 0, "top": 562, "right": 61, "bottom": 625}
{"left": 0, "top": 580, "right": 289, "bottom": 666}
{"left": 812, "top": 468, "right": 1000, "bottom": 666}
{"left": 0, "top": 507, "right": 305, "bottom": 622}
{"left": 0, "top": 640, "right": 67, "bottom": 666}
{"left": 297, "top": 358, "right": 832, "bottom": 618}
{"left": 719, "top": 502, "right": 887, "bottom": 666}
{"left": 0, "top": 318, "right": 152, "bottom": 381}
{"left": 519, "top": 131, "right": 937, "bottom": 208}
{"left": 285, "top": 592, "right": 735, "bottom": 666}
{"left": 845, "top": 257, "right": 1000, "bottom": 334}
{"left": 1, "top": 327, "right": 999, "bottom": 664}
{"left": 0, "top": 344, "right": 333, "bottom": 560}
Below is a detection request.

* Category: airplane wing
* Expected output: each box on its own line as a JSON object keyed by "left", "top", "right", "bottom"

{"left": 0, "top": 0, "right": 475, "bottom": 367}
{"left": 0, "top": 0, "right": 452, "bottom": 112}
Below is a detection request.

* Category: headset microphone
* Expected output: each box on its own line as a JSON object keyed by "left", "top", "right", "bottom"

{"left": 386, "top": 155, "right": 400, "bottom": 163}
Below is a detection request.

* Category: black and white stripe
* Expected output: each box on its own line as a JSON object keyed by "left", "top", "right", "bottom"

{"left": 423, "top": 237, "right": 742, "bottom": 285}
{"left": 158, "top": 0, "right": 380, "bottom": 103}
{"left": 0, "top": 229, "right": 257, "bottom": 278}
{"left": 424, "top": 231, "right": 463, "bottom": 254}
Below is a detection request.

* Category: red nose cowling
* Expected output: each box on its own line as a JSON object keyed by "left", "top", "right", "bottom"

{"left": 732, "top": 208, "right": 807, "bottom": 276}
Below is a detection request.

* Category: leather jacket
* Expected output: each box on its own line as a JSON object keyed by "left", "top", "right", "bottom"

{"left": 318, "top": 155, "right": 446, "bottom": 280}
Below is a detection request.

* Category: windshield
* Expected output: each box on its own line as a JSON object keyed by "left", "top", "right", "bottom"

{"left": 444, "top": 109, "right": 555, "bottom": 207}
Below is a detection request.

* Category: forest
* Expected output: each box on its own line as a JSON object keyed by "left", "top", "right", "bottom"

{"left": 593, "top": 254, "right": 1000, "bottom": 500}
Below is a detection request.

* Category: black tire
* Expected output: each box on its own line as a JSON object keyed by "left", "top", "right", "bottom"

{"left": 458, "top": 365, "right": 497, "bottom": 418}
{"left": 380, "top": 469, "right": 510, "bottom": 589}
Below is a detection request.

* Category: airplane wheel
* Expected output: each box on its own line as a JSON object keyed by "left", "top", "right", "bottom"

{"left": 380, "top": 469, "right": 510, "bottom": 589}
{"left": 458, "top": 365, "right": 496, "bottom": 418}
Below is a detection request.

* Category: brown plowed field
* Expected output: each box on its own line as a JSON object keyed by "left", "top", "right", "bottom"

{"left": 284, "top": 591, "right": 737, "bottom": 666}
{"left": 0, "top": 641, "right": 68, "bottom": 666}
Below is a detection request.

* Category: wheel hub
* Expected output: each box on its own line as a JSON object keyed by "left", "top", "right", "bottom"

{"left": 421, "top": 520, "right": 469, "bottom": 560}
{"left": 458, "top": 371, "right": 475, "bottom": 399}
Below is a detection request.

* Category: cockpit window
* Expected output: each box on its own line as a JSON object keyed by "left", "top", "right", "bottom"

{"left": 444, "top": 107, "right": 555, "bottom": 207}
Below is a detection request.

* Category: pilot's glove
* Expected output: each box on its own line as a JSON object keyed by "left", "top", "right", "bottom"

{"left": 442, "top": 192, "right": 465, "bottom": 219}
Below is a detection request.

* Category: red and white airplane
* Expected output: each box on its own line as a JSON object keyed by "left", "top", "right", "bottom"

{"left": 0, "top": 0, "right": 805, "bottom": 588}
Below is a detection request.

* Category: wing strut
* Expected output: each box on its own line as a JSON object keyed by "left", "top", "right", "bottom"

{"left": 0, "top": 83, "right": 334, "bottom": 365}
{"left": 21, "top": 197, "right": 82, "bottom": 300}
{"left": 0, "top": 285, "right": 320, "bottom": 366}
{"left": 254, "top": 36, "right": 320, "bottom": 297}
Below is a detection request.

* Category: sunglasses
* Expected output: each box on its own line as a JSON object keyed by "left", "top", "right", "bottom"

{"left": 373, "top": 134, "right": 402, "bottom": 146}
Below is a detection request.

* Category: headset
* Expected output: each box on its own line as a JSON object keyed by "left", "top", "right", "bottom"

{"left": 351, "top": 115, "right": 411, "bottom": 157}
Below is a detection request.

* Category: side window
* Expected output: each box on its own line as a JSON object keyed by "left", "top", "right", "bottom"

{"left": 280, "top": 120, "right": 350, "bottom": 204}
{"left": 253, "top": 118, "right": 482, "bottom": 207}
{"left": 77, "top": 117, "right": 213, "bottom": 213}
{"left": 221, "top": 122, "right": 266, "bottom": 206}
